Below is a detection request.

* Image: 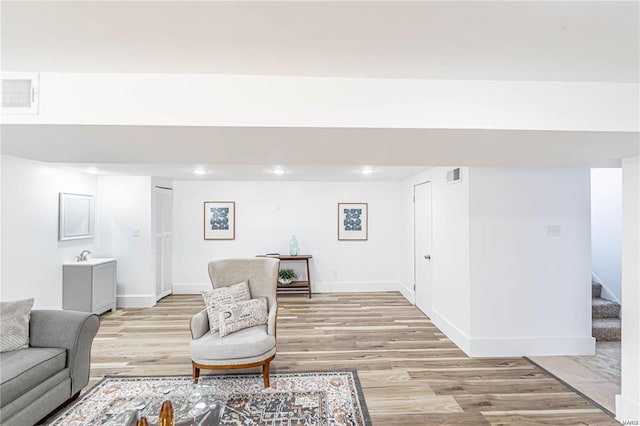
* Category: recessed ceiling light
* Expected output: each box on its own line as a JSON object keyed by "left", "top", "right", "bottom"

{"left": 361, "top": 167, "right": 374, "bottom": 175}
{"left": 272, "top": 167, "right": 286, "bottom": 175}
{"left": 193, "top": 168, "right": 208, "bottom": 175}
{"left": 86, "top": 167, "right": 100, "bottom": 175}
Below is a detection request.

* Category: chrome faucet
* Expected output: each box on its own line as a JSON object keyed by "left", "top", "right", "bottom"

{"left": 79, "top": 250, "right": 92, "bottom": 261}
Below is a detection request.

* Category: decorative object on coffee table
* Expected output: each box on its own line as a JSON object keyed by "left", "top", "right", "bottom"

{"left": 278, "top": 268, "right": 297, "bottom": 285}
{"left": 158, "top": 400, "right": 173, "bottom": 426}
{"left": 48, "top": 371, "right": 370, "bottom": 426}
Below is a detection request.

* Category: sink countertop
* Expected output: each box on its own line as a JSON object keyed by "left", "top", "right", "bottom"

{"left": 63, "top": 258, "right": 116, "bottom": 266}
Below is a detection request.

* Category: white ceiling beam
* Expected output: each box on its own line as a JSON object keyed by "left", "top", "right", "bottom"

{"left": 3, "top": 73, "right": 638, "bottom": 133}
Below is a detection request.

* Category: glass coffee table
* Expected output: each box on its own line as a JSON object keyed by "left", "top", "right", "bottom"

{"left": 103, "top": 387, "right": 226, "bottom": 425}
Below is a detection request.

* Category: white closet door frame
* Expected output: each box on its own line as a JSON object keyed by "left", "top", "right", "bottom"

{"left": 155, "top": 187, "right": 173, "bottom": 301}
{"left": 414, "top": 181, "right": 433, "bottom": 317}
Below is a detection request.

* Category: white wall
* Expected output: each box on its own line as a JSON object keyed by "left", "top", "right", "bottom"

{"left": 431, "top": 169, "right": 472, "bottom": 352}
{"left": 172, "top": 180, "right": 402, "bottom": 293}
{"left": 616, "top": 155, "right": 640, "bottom": 423}
{"left": 1, "top": 155, "right": 98, "bottom": 308}
{"left": 401, "top": 166, "right": 594, "bottom": 357}
{"left": 0, "top": 142, "right": 3, "bottom": 297}
{"left": 591, "top": 168, "right": 622, "bottom": 302}
{"left": 468, "top": 168, "right": 594, "bottom": 356}
{"left": 97, "top": 176, "right": 155, "bottom": 307}
{"left": 400, "top": 167, "right": 472, "bottom": 353}
{"left": 0, "top": 157, "right": 162, "bottom": 309}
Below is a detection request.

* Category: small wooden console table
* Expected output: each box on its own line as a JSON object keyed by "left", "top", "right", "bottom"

{"left": 259, "top": 254, "right": 313, "bottom": 298}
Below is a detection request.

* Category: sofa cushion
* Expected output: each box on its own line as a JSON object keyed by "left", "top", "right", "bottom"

{"left": 190, "top": 324, "right": 274, "bottom": 361}
{"left": 0, "top": 347, "right": 66, "bottom": 407}
{"left": 0, "top": 370, "right": 70, "bottom": 424}
{"left": 0, "top": 298, "right": 34, "bottom": 352}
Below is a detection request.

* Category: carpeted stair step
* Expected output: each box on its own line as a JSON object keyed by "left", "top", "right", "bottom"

{"left": 592, "top": 297, "right": 621, "bottom": 319}
{"left": 592, "top": 283, "right": 602, "bottom": 298}
{"left": 592, "top": 318, "right": 621, "bottom": 341}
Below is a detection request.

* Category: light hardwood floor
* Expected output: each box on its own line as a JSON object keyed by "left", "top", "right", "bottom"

{"left": 89, "top": 293, "right": 619, "bottom": 425}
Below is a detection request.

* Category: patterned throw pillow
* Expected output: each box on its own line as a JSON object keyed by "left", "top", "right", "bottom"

{"left": 0, "top": 298, "right": 34, "bottom": 352}
{"left": 201, "top": 281, "right": 251, "bottom": 333}
{"left": 218, "top": 298, "right": 268, "bottom": 337}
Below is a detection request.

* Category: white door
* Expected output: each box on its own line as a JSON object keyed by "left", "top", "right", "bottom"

{"left": 414, "top": 181, "right": 433, "bottom": 317}
{"left": 155, "top": 187, "right": 173, "bottom": 301}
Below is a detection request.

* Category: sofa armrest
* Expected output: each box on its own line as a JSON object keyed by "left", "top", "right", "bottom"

{"left": 191, "top": 309, "right": 210, "bottom": 339}
{"left": 29, "top": 310, "right": 99, "bottom": 395}
{"left": 267, "top": 303, "right": 278, "bottom": 336}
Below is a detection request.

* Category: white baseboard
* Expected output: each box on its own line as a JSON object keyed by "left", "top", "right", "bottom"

{"left": 429, "top": 308, "right": 471, "bottom": 355}
{"left": 116, "top": 294, "right": 156, "bottom": 308}
{"left": 173, "top": 281, "right": 401, "bottom": 294}
{"left": 427, "top": 309, "right": 596, "bottom": 357}
{"left": 616, "top": 394, "right": 639, "bottom": 423}
{"left": 313, "top": 281, "right": 400, "bottom": 293}
{"left": 469, "top": 336, "right": 596, "bottom": 357}
{"left": 173, "top": 283, "right": 210, "bottom": 294}
{"left": 398, "top": 282, "right": 415, "bottom": 304}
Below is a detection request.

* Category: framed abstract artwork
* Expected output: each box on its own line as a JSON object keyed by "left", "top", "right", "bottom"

{"left": 338, "top": 202, "right": 368, "bottom": 241}
{"left": 204, "top": 201, "right": 235, "bottom": 240}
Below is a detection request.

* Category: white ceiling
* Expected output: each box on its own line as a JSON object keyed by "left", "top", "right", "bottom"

{"left": 2, "top": 1, "right": 638, "bottom": 82}
{"left": 1, "top": 1, "right": 638, "bottom": 180}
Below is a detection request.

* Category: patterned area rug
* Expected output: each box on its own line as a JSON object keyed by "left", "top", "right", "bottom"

{"left": 49, "top": 371, "right": 370, "bottom": 425}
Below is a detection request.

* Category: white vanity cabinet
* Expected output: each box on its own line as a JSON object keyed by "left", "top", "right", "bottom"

{"left": 63, "top": 258, "right": 117, "bottom": 314}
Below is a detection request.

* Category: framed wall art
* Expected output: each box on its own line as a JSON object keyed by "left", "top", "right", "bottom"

{"left": 338, "top": 202, "right": 368, "bottom": 241}
{"left": 204, "top": 201, "right": 235, "bottom": 240}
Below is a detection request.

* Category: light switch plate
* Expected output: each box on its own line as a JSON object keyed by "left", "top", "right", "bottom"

{"left": 546, "top": 225, "right": 561, "bottom": 237}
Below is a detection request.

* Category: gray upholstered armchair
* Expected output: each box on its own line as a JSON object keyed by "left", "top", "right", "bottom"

{"left": 190, "top": 258, "right": 279, "bottom": 387}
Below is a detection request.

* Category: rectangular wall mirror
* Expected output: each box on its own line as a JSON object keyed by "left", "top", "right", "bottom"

{"left": 59, "top": 192, "right": 94, "bottom": 241}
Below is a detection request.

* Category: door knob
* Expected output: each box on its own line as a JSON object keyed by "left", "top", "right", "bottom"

{"left": 424, "top": 255, "right": 431, "bottom": 260}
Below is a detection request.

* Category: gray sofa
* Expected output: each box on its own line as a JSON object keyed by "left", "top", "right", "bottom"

{"left": 0, "top": 310, "right": 100, "bottom": 426}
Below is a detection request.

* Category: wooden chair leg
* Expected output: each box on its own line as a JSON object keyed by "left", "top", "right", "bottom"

{"left": 262, "top": 360, "right": 271, "bottom": 388}
{"left": 192, "top": 362, "right": 200, "bottom": 383}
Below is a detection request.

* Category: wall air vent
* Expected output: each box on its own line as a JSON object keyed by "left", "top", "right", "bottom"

{"left": 446, "top": 167, "right": 462, "bottom": 184}
{"left": 2, "top": 73, "right": 39, "bottom": 114}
